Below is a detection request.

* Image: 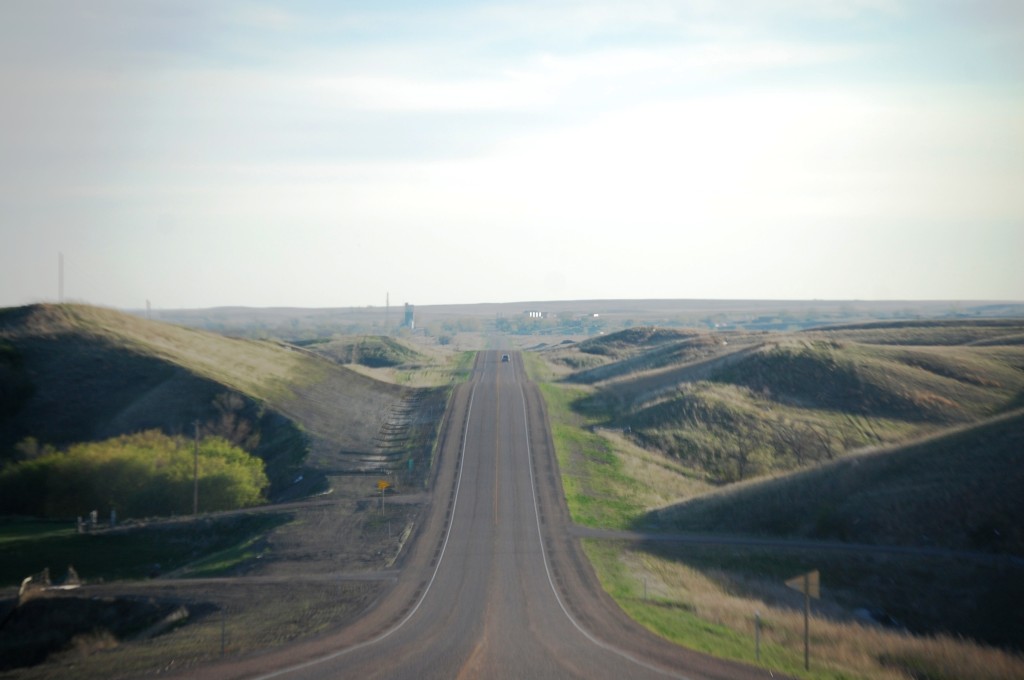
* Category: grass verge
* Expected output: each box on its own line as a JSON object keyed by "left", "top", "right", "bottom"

{"left": 582, "top": 539, "right": 1024, "bottom": 680}
{"left": 537, "top": 382, "right": 644, "bottom": 530}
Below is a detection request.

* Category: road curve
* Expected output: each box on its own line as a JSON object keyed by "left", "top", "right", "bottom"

{"left": 185, "top": 351, "right": 776, "bottom": 680}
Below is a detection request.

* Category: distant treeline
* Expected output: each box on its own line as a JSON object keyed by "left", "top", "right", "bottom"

{"left": 0, "top": 431, "right": 268, "bottom": 518}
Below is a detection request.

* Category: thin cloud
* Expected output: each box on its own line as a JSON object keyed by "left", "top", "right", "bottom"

{"left": 1, "top": 0, "right": 1021, "bottom": 308}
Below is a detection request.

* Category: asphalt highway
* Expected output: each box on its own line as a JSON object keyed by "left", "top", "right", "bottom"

{"left": 199, "top": 351, "right": 775, "bottom": 680}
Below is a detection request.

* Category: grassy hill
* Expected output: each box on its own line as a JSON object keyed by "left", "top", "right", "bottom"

{"left": 297, "top": 335, "right": 426, "bottom": 368}
{"left": 0, "top": 304, "right": 412, "bottom": 498}
{"left": 576, "top": 327, "right": 703, "bottom": 357}
{"left": 712, "top": 339, "right": 1023, "bottom": 422}
{"left": 568, "top": 330, "right": 741, "bottom": 385}
{"left": 641, "top": 409, "right": 1024, "bottom": 556}
{"left": 549, "top": 322, "right": 1024, "bottom": 485}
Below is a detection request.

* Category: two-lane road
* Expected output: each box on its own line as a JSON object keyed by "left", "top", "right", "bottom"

{"left": 207, "top": 352, "right": 773, "bottom": 680}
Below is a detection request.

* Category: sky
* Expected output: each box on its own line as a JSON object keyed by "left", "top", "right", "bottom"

{"left": 1, "top": 0, "right": 1022, "bottom": 310}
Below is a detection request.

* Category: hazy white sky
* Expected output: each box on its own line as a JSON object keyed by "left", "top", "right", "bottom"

{"left": 2, "top": 1, "right": 1022, "bottom": 309}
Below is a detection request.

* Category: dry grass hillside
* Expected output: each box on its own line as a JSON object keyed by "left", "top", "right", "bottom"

{"left": 553, "top": 327, "right": 757, "bottom": 380}
{"left": 547, "top": 322, "right": 1024, "bottom": 485}
{"left": 533, "top": 319, "right": 1024, "bottom": 665}
{"left": 645, "top": 408, "right": 1024, "bottom": 555}
{"left": 0, "top": 304, "right": 414, "bottom": 493}
{"left": 297, "top": 335, "right": 426, "bottom": 368}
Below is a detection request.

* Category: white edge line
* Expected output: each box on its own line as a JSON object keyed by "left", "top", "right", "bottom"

{"left": 518, "top": 382, "right": 691, "bottom": 680}
{"left": 252, "top": 380, "right": 479, "bottom": 680}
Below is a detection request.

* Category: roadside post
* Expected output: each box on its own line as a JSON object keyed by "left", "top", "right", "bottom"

{"left": 754, "top": 610, "right": 761, "bottom": 662}
{"left": 785, "top": 570, "right": 820, "bottom": 671}
{"left": 377, "top": 479, "right": 390, "bottom": 514}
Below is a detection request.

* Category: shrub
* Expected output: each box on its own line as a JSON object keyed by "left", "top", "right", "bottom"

{"left": 0, "top": 431, "right": 267, "bottom": 518}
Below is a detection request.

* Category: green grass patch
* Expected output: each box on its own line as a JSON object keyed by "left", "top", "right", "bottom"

{"left": 0, "top": 513, "right": 291, "bottom": 586}
{"left": 539, "top": 383, "right": 645, "bottom": 529}
{"left": 0, "top": 519, "right": 76, "bottom": 546}
{"left": 180, "top": 533, "right": 266, "bottom": 578}
{"left": 451, "top": 351, "right": 475, "bottom": 381}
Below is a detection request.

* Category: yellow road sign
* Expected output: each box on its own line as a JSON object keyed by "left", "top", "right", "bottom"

{"left": 786, "top": 569, "right": 820, "bottom": 670}
{"left": 785, "top": 570, "right": 820, "bottom": 599}
{"left": 377, "top": 480, "right": 390, "bottom": 491}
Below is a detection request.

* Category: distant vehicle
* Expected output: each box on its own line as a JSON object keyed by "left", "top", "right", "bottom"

{"left": 501, "top": 354, "right": 510, "bottom": 362}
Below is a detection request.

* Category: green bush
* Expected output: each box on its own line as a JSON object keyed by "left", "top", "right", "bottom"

{"left": 0, "top": 431, "right": 267, "bottom": 518}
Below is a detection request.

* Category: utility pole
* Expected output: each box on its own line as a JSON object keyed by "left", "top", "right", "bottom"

{"left": 193, "top": 421, "right": 200, "bottom": 516}
{"left": 58, "top": 253, "right": 64, "bottom": 303}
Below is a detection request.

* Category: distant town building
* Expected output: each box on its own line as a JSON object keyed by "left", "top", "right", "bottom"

{"left": 404, "top": 303, "right": 415, "bottom": 330}
{"left": 525, "top": 310, "right": 546, "bottom": 319}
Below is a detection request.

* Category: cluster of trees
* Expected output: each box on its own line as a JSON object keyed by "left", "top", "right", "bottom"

{"left": 0, "top": 430, "right": 268, "bottom": 518}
